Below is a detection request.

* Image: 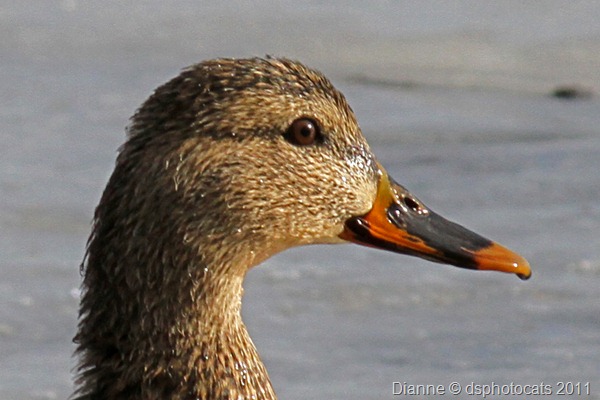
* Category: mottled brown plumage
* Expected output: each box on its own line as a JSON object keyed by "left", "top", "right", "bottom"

{"left": 74, "top": 57, "right": 378, "bottom": 400}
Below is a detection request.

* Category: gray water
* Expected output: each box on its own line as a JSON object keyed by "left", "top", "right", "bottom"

{"left": 2, "top": 1, "right": 600, "bottom": 399}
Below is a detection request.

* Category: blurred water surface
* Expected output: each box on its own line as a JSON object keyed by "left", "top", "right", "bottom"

{"left": 2, "top": 1, "right": 600, "bottom": 399}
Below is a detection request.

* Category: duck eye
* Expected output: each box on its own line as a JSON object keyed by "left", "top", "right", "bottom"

{"left": 285, "top": 118, "right": 320, "bottom": 146}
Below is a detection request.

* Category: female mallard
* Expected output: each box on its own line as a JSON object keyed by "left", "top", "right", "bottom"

{"left": 74, "top": 57, "right": 530, "bottom": 399}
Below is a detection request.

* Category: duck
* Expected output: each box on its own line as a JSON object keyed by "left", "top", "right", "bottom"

{"left": 73, "top": 57, "right": 531, "bottom": 400}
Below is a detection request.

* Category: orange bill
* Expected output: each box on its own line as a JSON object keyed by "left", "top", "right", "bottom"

{"left": 339, "top": 166, "right": 531, "bottom": 280}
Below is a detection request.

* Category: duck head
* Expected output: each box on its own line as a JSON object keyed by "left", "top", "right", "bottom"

{"left": 76, "top": 57, "right": 530, "bottom": 400}
{"left": 120, "top": 57, "right": 529, "bottom": 279}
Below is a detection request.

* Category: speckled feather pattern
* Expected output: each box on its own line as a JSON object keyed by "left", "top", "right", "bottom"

{"left": 74, "top": 58, "right": 378, "bottom": 400}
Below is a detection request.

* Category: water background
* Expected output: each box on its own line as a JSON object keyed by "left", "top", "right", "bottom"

{"left": 2, "top": 1, "right": 600, "bottom": 399}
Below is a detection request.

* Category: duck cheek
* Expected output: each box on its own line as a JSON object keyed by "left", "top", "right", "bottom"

{"left": 277, "top": 203, "right": 344, "bottom": 245}
{"left": 284, "top": 214, "right": 333, "bottom": 244}
{"left": 339, "top": 146, "right": 380, "bottom": 215}
{"left": 345, "top": 179, "right": 379, "bottom": 219}
{"left": 287, "top": 182, "right": 377, "bottom": 244}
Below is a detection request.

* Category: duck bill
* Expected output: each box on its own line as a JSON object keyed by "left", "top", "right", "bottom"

{"left": 339, "top": 167, "right": 531, "bottom": 280}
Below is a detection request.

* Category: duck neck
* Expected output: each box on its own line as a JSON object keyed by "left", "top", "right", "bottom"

{"left": 75, "top": 234, "right": 277, "bottom": 400}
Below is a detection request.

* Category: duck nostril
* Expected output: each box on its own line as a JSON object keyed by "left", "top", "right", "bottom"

{"left": 403, "top": 196, "right": 419, "bottom": 211}
{"left": 403, "top": 196, "right": 428, "bottom": 216}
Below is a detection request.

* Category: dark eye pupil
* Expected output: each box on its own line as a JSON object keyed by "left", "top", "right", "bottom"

{"left": 300, "top": 123, "right": 313, "bottom": 137}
